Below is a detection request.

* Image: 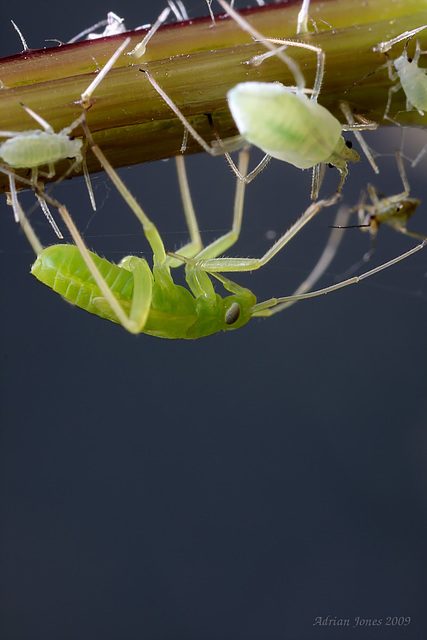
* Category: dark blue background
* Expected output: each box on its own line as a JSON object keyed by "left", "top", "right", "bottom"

{"left": 1, "top": 2, "right": 427, "bottom": 639}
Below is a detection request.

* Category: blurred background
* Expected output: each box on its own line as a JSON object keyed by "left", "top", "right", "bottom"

{"left": 1, "top": 2, "right": 427, "bottom": 639}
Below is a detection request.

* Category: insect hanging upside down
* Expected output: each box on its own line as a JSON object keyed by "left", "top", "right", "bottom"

{"left": 29, "top": 127, "right": 426, "bottom": 339}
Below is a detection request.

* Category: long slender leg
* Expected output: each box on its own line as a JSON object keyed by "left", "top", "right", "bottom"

{"left": 340, "top": 102, "right": 379, "bottom": 174}
{"left": 32, "top": 186, "right": 152, "bottom": 334}
{"left": 216, "top": 0, "right": 307, "bottom": 91}
{"left": 259, "top": 37, "right": 324, "bottom": 102}
{"left": 165, "top": 155, "right": 203, "bottom": 267}
{"left": 192, "top": 149, "right": 249, "bottom": 260}
{"left": 82, "top": 121, "right": 167, "bottom": 266}
{"left": 297, "top": 0, "right": 311, "bottom": 35}
{"left": 142, "top": 69, "right": 271, "bottom": 184}
{"left": 6, "top": 173, "right": 44, "bottom": 255}
{"left": 81, "top": 37, "right": 131, "bottom": 107}
{"left": 166, "top": 149, "right": 250, "bottom": 268}
{"left": 129, "top": 7, "right": 171, "bottom": 59}
{"left": 252, "top": 239, "right": 426, "bottom": 315}
{"left": 270, "top": 204, "right": 351, "bottom": 312}
{"left": 194, "top": 193, "right": 340, "bottom": 272}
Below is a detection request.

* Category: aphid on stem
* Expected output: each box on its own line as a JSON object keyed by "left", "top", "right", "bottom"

{"left": 0, "top": 33, "right": 131, "bottom": 238}
{"left": 374, "top": 25, "right": 427, "bottom": 121}
{"left": 141, "top": 0, "right": 377, "bottom": 199}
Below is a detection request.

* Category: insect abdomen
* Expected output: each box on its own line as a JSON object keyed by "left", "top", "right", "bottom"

{"left": 0, "top": 133, "right": 82, "bottom": 168}
{"left": 31, "top": 245, "right": 133, "bottom": 320}
{"left": 227, "top": 83, "right": 342, "bottom": 168}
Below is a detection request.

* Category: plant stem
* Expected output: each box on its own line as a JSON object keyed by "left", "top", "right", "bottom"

{"left": 0, "top": 0, "right": 426, "bottom": 192}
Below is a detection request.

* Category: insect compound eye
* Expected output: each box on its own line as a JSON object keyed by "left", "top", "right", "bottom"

{"left": 225, "top": 302, "right": 241, "bottom": 325}
{"left": 407, "top": 56, "right": 413, "bottom": 63}
{"left": 345, "top": 140, "right": 353, "bottom": 149}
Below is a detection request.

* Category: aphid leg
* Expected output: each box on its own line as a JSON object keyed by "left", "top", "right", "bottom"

{"left": 217, "top": 0, "right": 307, "bottom": 92}
{"left": 81, "top": 37, "right": 131, "bottom": 107}
{"left": 141, "top": 70, "right": 242, "bottom": 177}
{"left": 340, "top": 102, "right": 379, "bottom": 173}
{"left": 167, "top": 1, "right": 189, "bottom": 22}
{"left": 411, "top": 143, "right": 427, "bottom": 168}
{"left": 251, "top": 239, "right": 426, "bottom": 316}
{"left": 1, "top": 164, "right": 63, "bottom": 240}
{"left": 128, "top": 8, "right": 171, "bottom": 59}
{"left": 6, "top": 172, "right": 43, "bottom": 255}
{"left": 310, "top": 163, "right": 325, "bottom": 201}
{"left": 142, "top": 69, "right": 269, "bottom": 184}
{"left": 383, "top": 74, "right": 403, "bottom": 122}
{"left": 33, "top": 188, "right": 64, "bottom": 240}
{"left": 251, "top": 37, "right": 325, "bottom": 102}
{"left": 205, "top": 1, "right": 215, "bottom": 25}
{"left": 297, "top": 0, "right": 311, "bottom": 35}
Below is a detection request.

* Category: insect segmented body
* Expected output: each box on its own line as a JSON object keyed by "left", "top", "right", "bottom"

{"left": 29, "top": 131, "right": 426, "bottom": 338}
{"left": 31, "top": 244, "right": 256, "bottom": 339}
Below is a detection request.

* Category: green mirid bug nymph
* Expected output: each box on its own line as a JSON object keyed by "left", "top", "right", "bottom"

{"left": 29, "top": 125, "right": 426, "bottom": 338}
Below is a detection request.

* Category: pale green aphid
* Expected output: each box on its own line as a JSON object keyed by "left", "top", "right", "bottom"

{"left": 143, "top": 0, "right": 375, "bottom": 198}
{"left": 29, "top": 123, "right": 426, "bottom": 338}
{"left": 1, "top": 35, "right": 133, "bottom": 242}
{"left": 216, "top": 0, "right": 378, "bottom": 197}
{"left": 0, "top": 105, "right": 87, "bottom": 239}
{"left": 374, "top": 25, "right": 427, "bottom": 119}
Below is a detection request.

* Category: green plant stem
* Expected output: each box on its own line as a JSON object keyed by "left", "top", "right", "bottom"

{"left": 0, "top": 0, "right": 426, "bottom": 192}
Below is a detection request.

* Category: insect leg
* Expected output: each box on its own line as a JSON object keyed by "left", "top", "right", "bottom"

{"left": 340, "top": 102, "right": 379, "bottom": 173}
{"left": 256, "top": 204, "right": 351, "bottom": 314}
{"left": 82, "top": 121, "right": 167, "bottom": 265}
{"left": 165, "top": 155, "right": 203, "bottom": 268}
{"left": 6, "top": 171, "right": 44, "bottom": 255}
{"left": 252, "top": 239, "right": 426, "bottom": 315}
{"left": 195, "top": 192, "right": 340, "bottom": 272}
